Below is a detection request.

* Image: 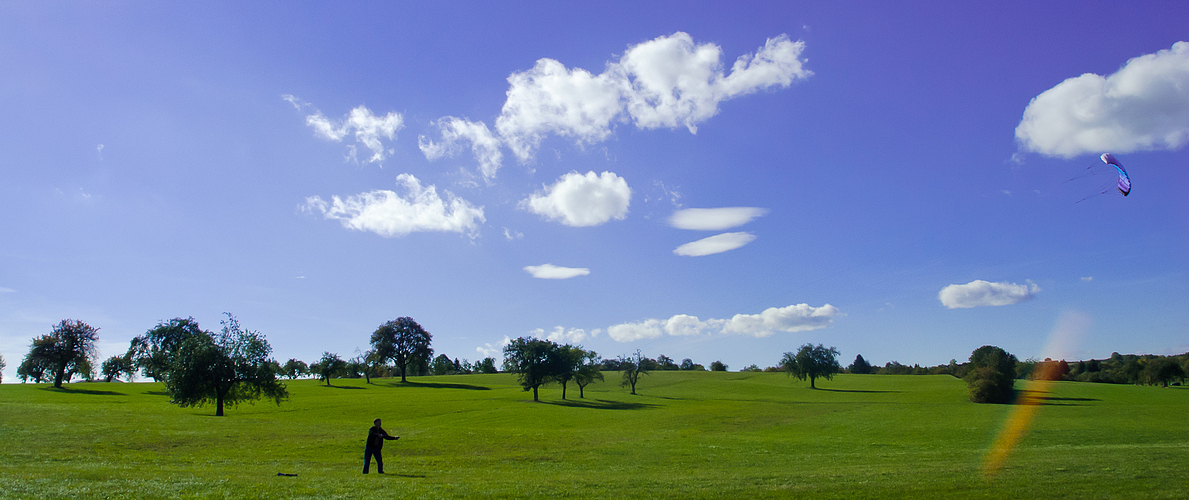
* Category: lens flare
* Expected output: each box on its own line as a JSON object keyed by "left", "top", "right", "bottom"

{"left": 981, "top": 311, "right": 1089, "bottom": 476}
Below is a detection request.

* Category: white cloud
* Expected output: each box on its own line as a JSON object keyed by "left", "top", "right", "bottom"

{"left": 938, "top": 280, "right": 1040, "bottom": 309}
{"left": 719, "top": 304, "right": 841, "bottom": 338}
{"left": 520, "top": 171, "right": 631, "bottom": 226}
{"left": 419, "top": 117, "right": 504, "bottom": 180}
{"left": 668, "top": 207, "right": 768, "bottom": 230}
{"left": 1081, "top": 276, "right": 1094, "bottom": 282}
{"left": 495, "top": 32, "right": 810, "bottom": 162}
{"left": 673, "top": 232, "right": 756, "bottom": 256}
{"left": 503, "top": 227, "right": 524, "bottom": 240}
{"left": 1016, "top": 41, "right": 1189, "bottom": 157}
{"left": 304, "top": 173, "right": 485, "bottom": 238}
{"left": 664, "top": 314, "right": 711, "bottom": 336}
{"left": 289, "top": 97, "right": 404, "bottom": 164}
{"left": 607, "top": 319, "right": 665, "bottom": 342}
{"left": 0, "top": 287, "right": 15, "bottom": 293}
{"left": 476, "top": 336, "right": 512, "bottom": 358}
{"left": 523, "top": 264, "right": 590, "bottom": 279}
{"left": 575, "top": 302, "right": 840, "bottom": 343}
{"left": 532, "top": 326, "right": 597, "bottom": 344}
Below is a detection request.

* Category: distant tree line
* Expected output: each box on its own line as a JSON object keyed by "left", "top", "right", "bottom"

{"left": 840, "top": 351, "right": 1188, "bottom": 388}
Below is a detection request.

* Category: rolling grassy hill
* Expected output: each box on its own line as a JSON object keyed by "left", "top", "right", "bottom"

{"left": 1, "top": 372, "right": 1185, "bottom": 498}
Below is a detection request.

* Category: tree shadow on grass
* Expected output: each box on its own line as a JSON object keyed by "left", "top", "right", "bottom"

{"left": 41, "top": 386, "right": 123, "bottom": 396}
{"left": 144, "top": 390, "right": 170, "bottom": 396}
{"left": 387, "top": 381, "right": 491, "bottom": 391}
{"left": 320, "top": 385, "right": 366, "bottom": 389}
{"left": 1014, "top": 389, "right": 1100, "bottom": 406}
{"left": 541, "top": 398, "right": 658, "bottom": 410}
{"left": 815, "top": 388, "right": 900, "bottom": 393}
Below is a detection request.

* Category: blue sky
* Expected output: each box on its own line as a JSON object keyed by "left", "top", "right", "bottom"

{"left": 2, "top": 1, "right": 1187, "bottom": 381}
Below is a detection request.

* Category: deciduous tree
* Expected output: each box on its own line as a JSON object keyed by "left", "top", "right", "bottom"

{"left": 503, "top": 336, "right": 562, "bottom": 401}
{"left": 371, "top": 317, "right": 433, "bottom": 382}
{"left": 848, "top": 354, "right": 873, "bottom": 374}
{"left": 573, "top": 349, "right": 603, "bottom": 398}
{"left": 619, "top": 350, "right": 650, "bottom": 395}
{"left": 281, "top": 359, "right": 308, "bottom": 379}
{"left": 127, "top": 318, "right": 205, "bottom": 382}
{"left": 165, "top": 314, "right": 288, "bottom": 416}
{"left": 28, "top": 320, "right": 101, "bottom": 388}
{"left": 710, "top": 360, "right": 728, "bottom": 371}
{"left": 964, "top": 345, "right": 1018, "bottom": 404}
{"left": 101, "top": 355, "right": 135, "bottom": 382}
{"left": 781, "top": 344, "right": 841, "bottom": 389}
{"left": 315, "top": 352, "right": 346, "bottom": 386}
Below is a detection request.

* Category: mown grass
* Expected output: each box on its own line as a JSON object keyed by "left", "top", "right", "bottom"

{"left": 1, "top": 372, "right": 1185, "bottom": 499}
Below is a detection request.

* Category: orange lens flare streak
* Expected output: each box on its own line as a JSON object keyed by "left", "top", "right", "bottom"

{"left": 981, "top": 361, "right": 1063, "bottom": 476}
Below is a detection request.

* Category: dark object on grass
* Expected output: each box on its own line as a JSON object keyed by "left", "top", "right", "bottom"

{"left": 276, "top": 473, "right": 297, "bottom": 477}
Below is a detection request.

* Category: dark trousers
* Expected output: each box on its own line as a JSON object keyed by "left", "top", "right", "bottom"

{"left": 363, "top": 446, "right": 383, "bottom": 474}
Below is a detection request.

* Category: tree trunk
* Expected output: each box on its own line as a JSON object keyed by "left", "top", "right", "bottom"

{"left": 216, "top": 394, "right": 224, "bottom": 416}
{"left": 810, "top": 376, "right": 816, "bottom": 389}
{"left": 578, "top": 384, "right": 585, "bottom": 399}
{"left": 532, "top": 384, "right": 539, "bottom": 402}
{"left": 561, "top": 381, "right": 567, "bottom": 400}
{"left": 399, "top": 362, "right": 407, "bottom": 382}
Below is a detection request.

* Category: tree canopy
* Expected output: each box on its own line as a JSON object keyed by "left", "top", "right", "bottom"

{"left": 503, "top": 336, "right": 563, "bottom": 401}
{"left": 781, "top": 344, "right": 841, "bottom": 389}
{"left": 848, "top": 354, "right": 873, "bottom": 374}
{"left": 26, "top": 319, "right": 101, "bottom": 388}
{"left": 101, "top": 355, "right": 135, "bottom": 382}
{"left": 573, "top": 349, "right": 603, "bottom": 399}
{"left": 371, "top": 317, "right": 433, "bottom": 382}
{"left": 313, "top": 352, "right": 346, "bottom": 386}
{"left": 127, "top": 317, "right": 205, "bottom": 382}
{"left": 964, "top": 345, "right": 1018, "bottom": 404}
{"left": 164, "top": 314, "right": 288, "bottom": 416}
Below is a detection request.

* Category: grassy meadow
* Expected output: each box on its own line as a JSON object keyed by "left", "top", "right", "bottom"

{"left": 0, "top": 372, "right": 1186, "bottom": 499}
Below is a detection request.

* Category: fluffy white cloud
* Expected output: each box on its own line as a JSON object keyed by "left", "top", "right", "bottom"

{"left": 607, "top": 319, "right": 665, "bottom": 342}
{"left": 664, "top": 314, "right": 711, "bottom": 336}
{"left": 286, "top": 96, "right": 403, "bottom": 164}
{"left": 570, "top": 302, "right": 840, "bottom": 343}
{"left": 520, "top": 171, "right": 631, "bottom": 226}
{"left": 476, "top": 336, "right": 511, "bottom": 358}
{"left": 668, "top": 207, "right": 768, "bottom": 230}
{"left": 304, "top": 173, "right": 485, "bottom": 238}
{"left": 531, "top": 326, "right": 598, "bottom": 344}
{"left": 495, "top": 32, "right": 810, "bottom": 162}
{"left": 523, "top": 264, "right": 590, "bottom": 279}
{"left": 1016, "top": 41, "right": 1189, "bottom": 157}
{"left": 719, "top": 304, "right": 841, "bottom": 338}
{"left": 938, "top": 280, "right": 1040, "bottom": 309}
{"left": 673, "top": 232, "right": 756, "bottom": 256}
{"left": 418, "top": 117, "right": 504, "bottom": 180}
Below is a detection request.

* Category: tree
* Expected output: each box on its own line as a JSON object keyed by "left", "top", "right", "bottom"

{"left": 476, "top": 357, "right": 497, "bottom": 374}
{"left": 164, "top": 314, "right": 288, "bottom": 416}
{"left": 619, "top": 350, "right": 650, "bottom": 395}
{"left": 0, "top": 352, "right": 5, "bottom": 383}
{"left": 281, "top": 358, "right": 308, "bottom": 379}
{"left": 964, "top": 345, "right": 1018, "bottom": 404}
{"left": 315, "top": 352, "right": 346, "bottom": 386}
{"left": 371, "top": 317, "right": 433, "bottom": 383}
{"left": 573, "top": 350, "right": 604, "bottom": 398}
{"left": 848, "top": 354, "right": 873, "bottom": 374}
{"left": 710, "top": 360, "right": 728, "bottom": 372}
{"left": 17, "top": 338, "right": 53, "bottom": 383}
{"left": 503, "top": 336, "right": 562, "bottom": 402}
{"left": 1142, "top": 357, "right": 1185, "bottom": 387}
{"left": 101, "top": 355, "right": 135, "bottom": 382}
{"left": 28, "top": 319, "right": 101, "bottom": 388}
{"left": 656, "top": 355, "right": 679, "bottom": 370}
{"left": 430, "top": 354, "right": 455, "bottom": 375}
{"left": 781, "top": 344, "right": 841, "bottom": 389}
{"left": 127, "top": 318, "right": 205, "bottom": 382}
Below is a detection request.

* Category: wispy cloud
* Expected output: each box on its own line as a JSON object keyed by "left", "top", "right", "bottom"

{"left": 530, "top": 326, "right": 600, "bottom": 344}
{"left": 523, "top": 264, "right": 590, "bottom": 279}
{"left": 938, "top": 280, "right": 1040, "bottom": 309}
{"left": 0, "top": 287, "right": 16, "bottom": 293}
{"left": 476, "top": 336, "right": 511, "bottom": 358}
{"left": 673, "top": 232, "right": 756, "bottom": 256}
{"left": 669, "top": 207, "right": 768, "bottom": 230}
{"left": 520, "top": 171, "right": 631, "bottom": 227}
{"left": 304, "top": 173, "right": 485, "bottom": 238}
{"left": 1016, "top": 41, "right": 1189, "bottom": 157}
{"left": 418, "top": 117, "right": 503, "bottom": 180}
{"left": 285, "top": 95, "right": 403, "bottom": 164}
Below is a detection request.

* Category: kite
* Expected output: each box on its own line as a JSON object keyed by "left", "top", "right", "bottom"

{"left": 1100, "top": 153, "right": 1131, "bottom": 196}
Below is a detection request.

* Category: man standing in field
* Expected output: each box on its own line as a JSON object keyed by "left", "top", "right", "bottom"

{"left": 363, "top": 418, "right": 399, "bottom": 474}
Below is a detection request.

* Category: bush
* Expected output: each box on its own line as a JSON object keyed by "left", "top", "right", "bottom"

{"left": 964, "top": 346, "right": 1018, "bottom": 404}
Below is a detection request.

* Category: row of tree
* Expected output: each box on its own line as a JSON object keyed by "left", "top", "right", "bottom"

{"left": 842, "top": 351, "right": 1188, "bottom": 388}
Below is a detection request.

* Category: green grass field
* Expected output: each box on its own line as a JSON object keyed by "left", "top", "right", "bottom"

{"left": 1, "top": 372, "right": 1185, "bottom": 499}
